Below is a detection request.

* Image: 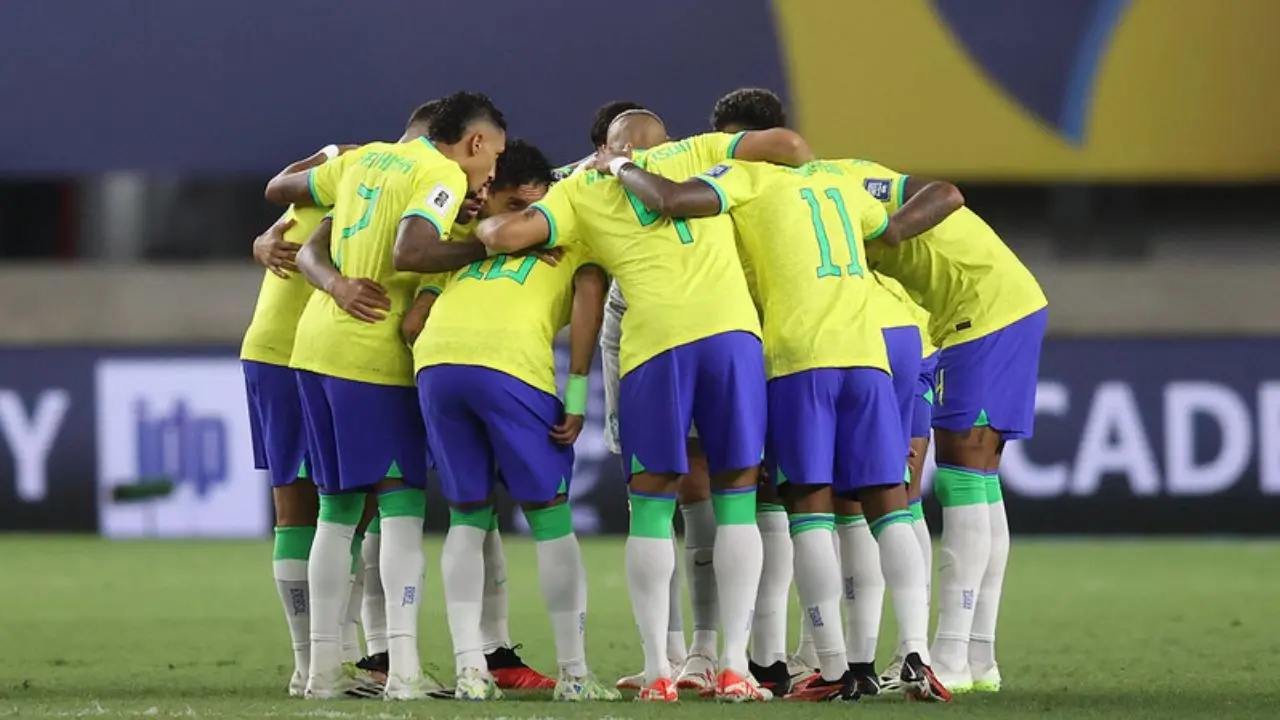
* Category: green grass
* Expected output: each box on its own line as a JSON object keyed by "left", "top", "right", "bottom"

{"left": 0, "top": 537, "right": 1277, "bottom": 719}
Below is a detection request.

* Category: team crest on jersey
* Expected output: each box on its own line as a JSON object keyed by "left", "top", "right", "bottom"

{"left": 704, "top": 164, "right": 731, "bottom": 178}
{"left": 864, "top": 178, "right": 893, "bottom": 200}
{"left": 426, "top": 184, "right": 456, "bottom": 213}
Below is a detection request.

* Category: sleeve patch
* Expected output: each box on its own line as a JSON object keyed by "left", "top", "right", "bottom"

{"left": 705, "top": 164, "right": 731, "bottom": 178}
{"left": 426, "top": 184, "right": 457, "bottom": 214}
{"left": 863, "top": 178, "right": 893, "bottom": 201}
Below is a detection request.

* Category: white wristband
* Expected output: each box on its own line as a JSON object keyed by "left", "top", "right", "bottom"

{"left": 608, "top": 156, "right": 634, "bottom": 177}
{"left": 320, "top": 144, "right": 340, "bottom": 160}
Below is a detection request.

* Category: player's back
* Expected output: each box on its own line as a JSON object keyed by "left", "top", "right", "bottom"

{"left": 835, "top": 159, "right": 1046, "bottom": 348}
{"left": 240, "top": 205, "right": 324, "bottom": 366}
{"left": 545, "top": 134, "right": 759, "bottom": 376}
{"left": 709, "top": 160, "right": 891, "bottom": 379}
{"left": 413, "top": 245, "right": 591, "bottom": 396}
{"left": 868, "top": 270, "right": 937, "bottom": 358}
{"left": 292, "top": 139, "right": 466, "bottom": 386}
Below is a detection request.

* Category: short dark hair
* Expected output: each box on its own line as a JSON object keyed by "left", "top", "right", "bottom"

{"left": 405, "top": 99, "right": 444, "bottom": 131}
{"left": 590, "top": 100, "right": 645, "bottom": 147}
{"left": 711, "top": 88, "right": 787, "bottom": 132}
{"left": 491, "top": 139, "right": 553, "bottom": 191}
{"left": 425, "top": 92, "right": 507, "bottom": 144}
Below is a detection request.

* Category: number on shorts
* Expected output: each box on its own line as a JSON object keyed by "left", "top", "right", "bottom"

{"left": 799, "top": 187, "right": 864, "bottom": 279}
{"left": 458, "top": 255, "right": 538, "bottom": 285}
{"left": 335, "top": 183, "right": 380, "bottom": 270}
{"left": 627, "top": 189, "right": 695, "bottom": 245}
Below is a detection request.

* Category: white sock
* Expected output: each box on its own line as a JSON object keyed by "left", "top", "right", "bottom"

{"left": 273, "top": 558, "right": 310, "bottom": 677}
{"left": 307, "top": 520, "right": 355, "bottom": 684}
{"left": 681, "top": 500, "right": 718, "bottom": 658}
{"left": 796, "top": 604, "right": 818, "bottom": 668}
{"left": 626, "top": 535, "right": 675, "bottom": 683}
{"left": 536, "top": 533, "right": 589, "bottom": 676}
{"left": 751, "top": 508, "right": 791, "bottom": 667}
{"left": 932, "top": 502, "right": 991, "bottom": 673}
{"left": 714, "top": 522, "right": 764, "bottom": 676}
{"left": 360, "top": 531, "right": 387, "bottom": 655}
{"left": 480, "top": 527, "right": 511, "bottom": 654}
{"left": 380, "top": 515, "right": 426, "bottom": 681}
{"left": 441, "top": 523, "right": 488, "bottom": 674}
{"left": 913, "top": 515, "right": 933, "bottom": 600}
{"left": 791, "top": 522, "right": 846, "bottom": 682}
{"left": 970, "top": 498, "right": 1009, "bottom": 676}
{"left": 837, "top": 516, "right": 884, "bottom": 665}
{"left": 342, "top": 557, "right": 363, "bottom": 663}
{"left": 666, "top": 534, "right": 688, "bottom": 666}
{"left": 876, "top": 516, "right": 930, "bottom": 662}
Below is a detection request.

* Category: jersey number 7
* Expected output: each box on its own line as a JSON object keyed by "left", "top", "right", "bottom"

{"left": 625, "top": 190, "right": 695, "bottom": 244}
{"left": 800, "top": 187, "right": 864, "bottom": 279}
{"left": 334, "top": 183, "right": 381, "bottom": 270}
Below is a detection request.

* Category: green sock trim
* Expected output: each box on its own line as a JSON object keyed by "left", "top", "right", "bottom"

{"left": 909, "top": 502, "right": 925, "bottom": 522}
{"left": 273, "top": 525, "right": 315, "bottom": 561}
{"left": 318, "top": 493, "right": 364, "bottom": 525}
{"left": 449, "top": 506, "right": 495, "bottom": 530}
{"left": 378, "top": 488, "right": 426, "bottom": 519}
{"left": 758, "top": 503, "right": 787, "bottom": 513}
{"left": 934, "top": 466, "right": 989, "bottom": 507}
{"left": 527, "top": 503, "right": 574, "bottom": 542}
{"left": 711, "top": 488, "right": 757, "bottom": 525}
{"left": 869, "top": 509, "right": 914, "bottom": 538}
{"left": 629, "top": 493, "right": 676, "bottom": 539}
{"left": 986, "top": 472, "right": 1004, "bottom": 503}
{"left": 835, "top": 514, "right": 866, "bottom": 527}
{"left": 349, "top": 534, "right": 363, "bottom": 574}
{"left": 488, "top": 512, "right": 499, "bottom": 532}
{"left": 789, "top": 512, "right": 835, "bottom": 536}
{"left": 367, "top": 514, "right": 381, "bottom": 535}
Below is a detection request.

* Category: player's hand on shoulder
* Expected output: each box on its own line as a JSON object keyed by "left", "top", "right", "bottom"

{"left": 329, "top": 277, "right": 392, "bottom": 323}
{"left": 591, "top": 146, "right": 632, "bottom": 175}
{"left": 550, "top": 413, "right": 585, "bottom": 445}
{"left": 253, "top": 217, "right": 299, "bottom": 278}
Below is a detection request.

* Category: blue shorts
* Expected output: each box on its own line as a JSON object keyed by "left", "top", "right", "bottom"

{"left": 619, "top": 331, "right": 766, "bottom": 477}
{"left": 295, "top": 370, "right": 428, "bottom": 493}
{"left": 767, "top": 367, "right": 905, "bottom": 495}
{"left": 914, "top": 352, "right": 939, "bottom": 439}
{"left": 242, "top": 360, "right": 308, "bottom": 487}
{"left": 883, "top": 326, "right": 923, "bottom": 449}
{"left": 934, "top": 308, "right": 1047, "bottom": 440}
{"left": 416, "top": 364, "right": 574, "bottom": 506}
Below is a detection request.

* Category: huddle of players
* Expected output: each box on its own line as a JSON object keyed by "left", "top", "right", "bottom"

{"left": 241, "top": 86, "right": 1046, "bottom": 704}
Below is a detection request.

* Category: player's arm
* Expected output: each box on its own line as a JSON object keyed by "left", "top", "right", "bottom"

{"left": 297, "top": 215, "right": 391, "bottom": 322}
{"left": 890, "top": 176, "right": 965, "bottom": 239}
{"left": 400, "top": 284, "right": 443, "bottom": 347}
{"left": 476, "top": 180, "right": 578, "bottom": 255}
{"left": 252, "top": 212, "right": 298, "bottom": 278}
{"left": 729, "top": 129, "right": 813, "bottom": 167}
{"left": 605, "top": 159, "right": 721, "bottom": 218}
{"left": 392, "top": 216, "right": 489, "bottom": 273}
{"left": 263, "top": 145, "right": 357, "bottom": 207}
{"left": 552, "top": 264, "right": 608, "bottom": 446}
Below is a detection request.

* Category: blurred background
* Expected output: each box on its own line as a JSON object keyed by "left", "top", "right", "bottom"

{"left": 1, "top": 0, "right": 1278, "bottom": 538}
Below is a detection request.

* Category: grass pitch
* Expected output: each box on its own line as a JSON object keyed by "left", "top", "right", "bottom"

{"left": 0, "top": 536, "right": 1277, "bottom": 719}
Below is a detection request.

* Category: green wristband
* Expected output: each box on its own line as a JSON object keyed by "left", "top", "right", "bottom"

{"left": 564, "top": 374, "right": 588, "bottom": 415}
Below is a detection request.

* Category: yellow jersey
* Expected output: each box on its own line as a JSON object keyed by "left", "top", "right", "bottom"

{"left": 696, "top": 159, "right": 891, "bottom": 379}
{"left": 240, "top": 205, "right": 325, "bottom": 366}
{"left": 530, "top": 132, "right": 759, "bottom": 377}
{"left": 869, "top": 270, "right": 937, "bottom": 358}
{"left": 290, "top": 138, "right": 468, "bottom": 387}
{"left": 413, "top": 246, "right": 595, "bottom": 396}
{"left": 835, "top": 159, "right": 1048, "bottom": 349}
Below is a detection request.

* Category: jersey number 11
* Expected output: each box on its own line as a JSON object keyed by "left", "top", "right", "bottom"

{"left": 800, "top": 187, "right": 864, "bottom": 279}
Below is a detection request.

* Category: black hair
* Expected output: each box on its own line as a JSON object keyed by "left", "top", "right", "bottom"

{"left": 710, "top": 88, "right": 787, "bottom": 132}
{"left": 491, "top": 138, "right": 553, "bottom": 191}
{"left": 405, "top": 99, "right": 444, "bottom": 131}
{"left": 589, "top": 100, "right": 645, "bottom": 147}
{"left": 424, "top": 92, "right": 507, "bottom": 144}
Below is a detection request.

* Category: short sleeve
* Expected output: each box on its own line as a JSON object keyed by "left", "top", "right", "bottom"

{"left": 403, "top": 165, "right": 468, "bottom": 239}
{"left": 306, "top": 151, "right": 357, "bottom": 207}
{"left": 417, "top": 271, "right": 451, "bottom": 296}
{"left": 530, "top": 180, "right": 579, "bottom": 249}
{"left": 688, "top": 132, "right": 743, "bottom": 167}
{"left": 852, "top": 161, "right": 909, "bottom": 212}
{"left": 858, "top": 189, "right": 891, "bottom": 240}
{"left": 693, "top": 160, "right": 755, "bottom": 214}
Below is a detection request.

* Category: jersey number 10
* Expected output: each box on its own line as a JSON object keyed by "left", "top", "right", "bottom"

{"left": 458, "top": 255, "right": 538, "bottom": 285}
{"left": 800, "top": 187, "right": 864, "bottom": 279}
